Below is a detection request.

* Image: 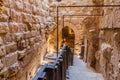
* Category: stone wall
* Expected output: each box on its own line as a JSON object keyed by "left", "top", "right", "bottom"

{"left": 49, "top": 0, "right": 99, "bottom": 55}
{"left": 0, "top": 0, "right": 55, "bottom": 80}
{"left": 96, "top": 4, "right": 120, "bottom": 80}
{"left": 82, "top": 1, "right": 120, "bottom": 80}
{"left": 0, "top": 0, "right": 120, "bottom": 80}
{"left": 83, "top": 17, "right": 100, "bottom": 69}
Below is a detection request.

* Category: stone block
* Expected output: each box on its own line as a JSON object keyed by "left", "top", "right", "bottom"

{"left": 4, "top": 0, "right": 11, "bottom": 7}
{"left": 25, "top": 39, "right": 29, "bottom": 47}
{"left": 32, "top": 16, "right": 39, "bottom": 24}
{"left": 23, "top": 2, "right": 32, "bottom": 13}
{"left": 18, "top": 23, "right": 28, "bottom": 32}
{"left": 42, "top": 2, "right": 49, "bottom": 11}
{"left": 0, "top": 68, "right": 9, "bottom": 79}
{"left": 0, "top": 62, "right": 19, "bottom": 79}
{"left": 3, "top": 33, "right": 14, "bottom": 43}
{"left": 2, "top": 52, "right": 18, "bottom": 67}
{"left": 10, "top": 9, "right": 17, "bottom": 22}
{"left": 18, "top": 49, "right": 26, "bottom": 60}
{"left": 0, "top": 46, "right": 6, "bottom": 58}
{"left": 22, "top": 40, "right": 27, "bottom": 48}
{"left": 113, "top": 8, "right": 120, "bottom": 28}
{"left": 6, "top": 42, "right": 17, "bottom": 54}
{"left": 26, "top": 46, "right": 34, "bottom": 55}
{"left": 17, "top": 40, "right": 26, "bottom": 50}
{"left": 0, "top": 60, "right": 4, "bottom": 71}
{"left": 30, "top": 25, "right": 38, "bottom": 31}
{"left": 9, "top": 9, "right": 22, "bottom": 23}
{"left": 14, "top": 33, "right": 24, "bottom": 42}
{"left": 0, "top": 23, "right": 9, "bottom": 35}
{"left": 35, "top": 36, "right": 41, "bottom": 42}
{"left": 15, "top": 12, "right": 22, "bottom": 23}
{"left": 2, "top": 7, "right": 10, "bottom": 16}
{"left": 19, "top": 51, "right": 33, "bottom": 68}
{"left": 8, "top": 62, "right": 19, "bottom": 78}
{"left": 29, "top": 38, "right": 35, "bottom": 46}
{"left": 8, "top": 22, "right": 19, "bottom": 33}
{"left": 32, "top": 5, "right": 37, "bottom": 14}
{"left": 23, "top": 31, "right": 31, "bottom": 39}
{"left": 22, "top": 13, "right": 33, "bottom": 23}
{"left": 31, "top": 31, "right": 38, "bottom": 37}
{"left": 29, "top": 0, "right": 34, "bottom": 4}
{"left": 0, "top": 37, "right": 3, "bottom": 46}
{"left": 14, "top": 1, "right": 23, "bottom": 12}
{"left": 0, "top": 14, "right": 8, "bottom": 22}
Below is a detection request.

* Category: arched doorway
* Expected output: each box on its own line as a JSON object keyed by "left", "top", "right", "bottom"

{"left": 61, "top": 26, "right": 75, "bottom": 49}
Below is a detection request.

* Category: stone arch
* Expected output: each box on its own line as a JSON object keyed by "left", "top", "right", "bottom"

{"left": 61, "top": 26, "right": 75, "bottom": 49}
{"left": 58, "top": 22, "right": 79, "bottom": 45}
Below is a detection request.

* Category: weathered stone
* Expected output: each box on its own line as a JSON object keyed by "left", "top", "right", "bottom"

{"left": 17, "top": 49, "right": 26, "bottom": 60}
{"left": 3, "top": 33, "right": 15, "bottom": 43}
{"left": 22, "top": 14, "right": 33, "bottom": 23}
{"left": 0, "top": 46, "right": 6, "bottom": 58}
{"left": 0, "top": 37, "right": 3, "bottom": 46}
{"left": 2, "top": 7, "right": 10, "bottom": 16}
{"left": 8, "top": 63, "right": 19, "bottom": 78}
{"left": 14, "top": 33, "right": 24, "bottom": 42}
{"left": 31, "top": 31, "right": 38, "bottom": 37}
{"left": 0, "top": 68, "right": 9, "bottom": 78}
{"left": 0, "top": 23, "right": 9, "bottom": 35}
{"left": 10, "top": 9, "right": 17, "bottom": 22}
{"left": 19, "top": 51, "right": 34, "bottom": 68}
{"left": 23, "top": 2, "right": 32, "bottom": 13}
{"left": 35, "top": 36, "right": 41, "bottom": 42}
{"left": 17, "top": 40, "right": 26, "bottom": 50}
{"left": 0, "top": 14, "right": 8, "bottom": 22}
{"left": 0, "top": 60, "right": 3, "bottom": 71}
{"left": 6, "top": 42, "right": 17, "bottom": 54}
{"left": 18, "top": 23, "right": 28, "bottom": 32}
{"left": 1, "top": 0, "right": 120, "bottom": 80}
{"left": 2, "top": 52, "right": 18, "bottom": 67}
{"left": 14, "top": 1, "right": 23, "bottom": 12}
{"left": 8, "top": 22, "right": 19, "bottom": 33}
{"left": 23, "top": 31, "right": 31, "bottom": 39}
{"left": 29, "top": 38, "right": 35, "bottom": 46}
{"left": 0, "top": 0, "right": 54, "bottom": 79}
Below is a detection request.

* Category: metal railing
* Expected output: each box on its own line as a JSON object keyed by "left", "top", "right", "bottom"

{"left": 33, "top": 45, "right": 74, "bottom": 80}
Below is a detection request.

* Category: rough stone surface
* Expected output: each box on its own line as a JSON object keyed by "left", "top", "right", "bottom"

{"left": 0, "top": 0, "right": 120, "bottom": 80}
{"left": 0, "top": 0, "right": 54, "bottom": 80}
{"left": 50, "top": 1, "right": 120, "bottom": 80}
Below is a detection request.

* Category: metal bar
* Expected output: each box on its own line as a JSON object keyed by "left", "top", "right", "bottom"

{"left": 63, "top": 15, "right": 64, "bottom": 28}
{"left": 100, "top": 28, "right": 120, "bottom": 30}
{"left": 57, "top": 6, "right": 59, "bottom": 57}
{"left": 57, "top": 5, "right": 120, "bottom": 7}
{"left": 63, "top": 15, "right": 103, "bottom": 16}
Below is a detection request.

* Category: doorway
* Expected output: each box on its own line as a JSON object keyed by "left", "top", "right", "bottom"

{"left": 62, "top": 26, "right": 75, "bottom": 49}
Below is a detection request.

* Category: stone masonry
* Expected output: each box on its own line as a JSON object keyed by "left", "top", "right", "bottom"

{"left": 0, "top": 0, "right": 55, "bottom": 80}
{"left": 0, "top": 0, "right": 120, "bottom": 80}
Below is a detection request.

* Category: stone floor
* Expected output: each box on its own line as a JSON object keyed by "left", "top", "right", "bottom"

{"left": 67, "top": 56, "right": 104, "bottom": 80}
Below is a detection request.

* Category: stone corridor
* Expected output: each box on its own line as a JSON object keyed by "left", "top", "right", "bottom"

{"left": 0, "top": 0, "right": 120, "bottom": 80}
{"left": 67, "top": 56, "right": 104, "bottom": 80}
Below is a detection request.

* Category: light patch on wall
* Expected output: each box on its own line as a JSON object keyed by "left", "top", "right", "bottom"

{"left": 101, "top": 43, "right": 111, "bottom": 52}
{"left": 113, "top": 32, "right": 118, "bottom": 37}
{"left": 89, "top": 29, "right": 95, "bottom": 32}
{"left": 118, "top": 63, "right": 120, "bottom": 68}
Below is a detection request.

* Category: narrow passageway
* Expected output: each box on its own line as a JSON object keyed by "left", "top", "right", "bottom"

{"left": 67, "top": 56, "right": 104, "bottom": 80}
